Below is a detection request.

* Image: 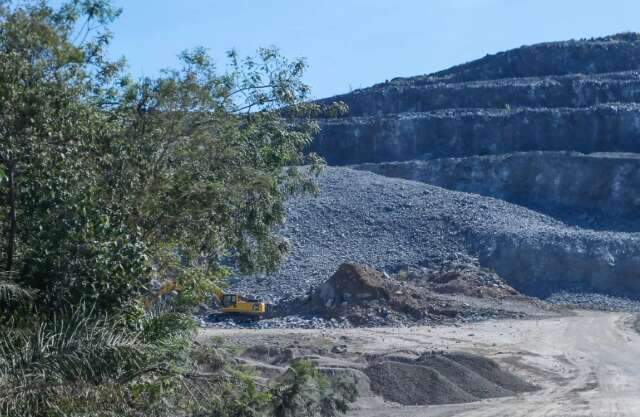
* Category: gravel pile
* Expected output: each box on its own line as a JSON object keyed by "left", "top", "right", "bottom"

{"left": 364, "top": 351, "right": 537, "bottom": 406}
{"left": 229, "top": 167, "right": 640, "bottom": 303}
{"left": 546, "top": 292, "right": 640, "bottom": 312}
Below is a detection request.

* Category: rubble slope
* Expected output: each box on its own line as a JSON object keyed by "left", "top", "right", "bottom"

{"left": 230, "top": 167, "right": 640, "bottom": 300}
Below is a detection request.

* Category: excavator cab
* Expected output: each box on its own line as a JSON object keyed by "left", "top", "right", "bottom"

{"left": 221, "top": 294, "right": 237, "bottom": 308}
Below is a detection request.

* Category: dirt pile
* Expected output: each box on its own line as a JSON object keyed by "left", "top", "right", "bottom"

{"left": 314, "top": 263, "right": 390, "bottom": 308}
{"left": 310, "top": 263, "right": 435, "bottom": 322}
{"left": 364, "top": 351, "right": 537, "bottom": 406}
{"left": 403, "top": 263, "right": 520, "bottom": 298}
{"left": 267, "top": 262, "right": 551, "bottom": 327}
{"left": 271, "top": 263, "right": 427, "bottom": 326}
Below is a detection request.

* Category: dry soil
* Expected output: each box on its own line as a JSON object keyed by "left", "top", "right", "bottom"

{"left": 202, "top": 311, "right": 640, "bottom": 416}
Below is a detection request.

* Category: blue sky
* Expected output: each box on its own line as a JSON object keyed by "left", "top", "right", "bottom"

{"left": 106, "top": 0, "right": 640, "bottom": 99}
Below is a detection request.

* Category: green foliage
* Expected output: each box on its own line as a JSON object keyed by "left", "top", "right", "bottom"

{"left": 271, "top": 360, "right": 356, "bottom": 417}
{"left": 187, "top": 357, "right": 355, "bottom": 417}
{"left": 0, "top": 1, "right": 353, "bottom": 416}
{"left": 0, "top": 0, "right": 146, "bottom": 312}
{"left": 0, "top": 298, "right": 197, "bottom": 417}
{"left": 108, "top": 46, "right": 327, "bottom": 278}
{"left": 0, "top": 0, "right": 341, "bottom": 314}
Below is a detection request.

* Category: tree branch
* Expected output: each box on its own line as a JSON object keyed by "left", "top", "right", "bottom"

{"left": 225, "top": 83, "right": 275, "bottom": 99}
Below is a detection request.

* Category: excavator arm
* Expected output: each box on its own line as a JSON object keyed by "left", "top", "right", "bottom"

{"left": 212, "top": 287, "right": 225, "bottom": 305}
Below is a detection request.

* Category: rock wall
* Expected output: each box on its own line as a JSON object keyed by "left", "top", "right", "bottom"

{"left": 319, "top": 72, "right": 640, "bottom": 117}
{"left": 471, "top": 231, "right": 640, "bottom": 296}
{"left": 353, "top": 152, "right": 640, "bottom": 219}
{"left": 314, "top": 105, "right": 640, "bottom": 164}
{"left": 392, "top": 33, "right": 640, "bottom": 85}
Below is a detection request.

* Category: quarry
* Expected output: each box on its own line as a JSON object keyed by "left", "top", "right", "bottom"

{"left": 215, "top": 34, "right": 640, "bottom": 416}
{"left": 11, "top": 3, "right": 640, "bottom": 417}
{"left": 228, "top": 33, "right": 640, "bottom": 303}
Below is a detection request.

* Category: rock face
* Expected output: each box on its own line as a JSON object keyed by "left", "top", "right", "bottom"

{"left": 314, "top": 105, "right": 640, "bottom": 164}
{"left": 353, "top": 152, "right": 640, "bottom": 222}
{"left": 312, "top": 34, "right": 640, "bottom": 164}
{"left": 376, "top": 33, "right": 640, "bottom": 85}
{"left": 318, "top": 72, "right": 640, "bottom": 118}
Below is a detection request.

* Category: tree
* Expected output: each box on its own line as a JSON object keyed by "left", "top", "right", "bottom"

{"left": 0, "top": 1, "right": 352, "bottom": 416}
{"left": 101, "top": 46, "right": 332, "bottom": 307}
{"left": 0, "top": 0, "right": 146, "bottom": 311}
{"left": 0, "top": 0, "right": 344, "bottom": 314}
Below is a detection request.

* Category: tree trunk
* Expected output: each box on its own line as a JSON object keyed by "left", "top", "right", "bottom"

{"left": 5, "top": 165, "right": 16, "bottom": 273}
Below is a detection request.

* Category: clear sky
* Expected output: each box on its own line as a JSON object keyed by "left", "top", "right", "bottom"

{"left": 106, "top": 0, "right": 640, "bottom": 99}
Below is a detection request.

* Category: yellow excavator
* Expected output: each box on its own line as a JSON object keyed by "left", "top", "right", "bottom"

{"left": 148, "top": 280, "right": 266, "bottom": 319}
{"left": 212, "top": 287, "right": 266, "bottom": 318}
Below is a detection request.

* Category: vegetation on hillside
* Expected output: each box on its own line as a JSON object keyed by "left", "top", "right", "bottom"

{"left": 0, "top": 1, "right": 349, "bottom": 416}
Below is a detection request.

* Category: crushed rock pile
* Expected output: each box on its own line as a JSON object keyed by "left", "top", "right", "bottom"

{"left": 364, "top": 351, "right": 537, "bottom": 405}
{"left": 229, "top": 167, "right": 640, "bottom": 302}
{"left": 546, "top": 291, "right": 640, "bottom": 312}
{"left": 399, "top": 262, "right": 520, "bottom": 298}
{"left": 236, "top": 343, "right": 537, "bottom": 408}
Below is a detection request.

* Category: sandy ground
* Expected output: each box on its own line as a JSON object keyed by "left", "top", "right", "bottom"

{"left": 202, "top": 311, "right": 640, "bottom": 416}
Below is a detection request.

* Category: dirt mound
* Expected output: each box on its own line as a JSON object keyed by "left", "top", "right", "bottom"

{"left": 404, "top": 263, "right": 520, "bottom": 298}
{"left": 365, "top": 361, "right": 475, "bottom": 405}
{"left": 296, "top": 262, "right": 433, "bottom": 324}
{"left": 315, "top": 263, "right": 390, "bottom": 308}
{"left": 267, "top": 261, "right": 554, "bottom": 327}
{"left": 448, "top": 352, "right": 537, "bottom": 393}
{"left": 364, "top": 352, "right": 537, "bottom": 406}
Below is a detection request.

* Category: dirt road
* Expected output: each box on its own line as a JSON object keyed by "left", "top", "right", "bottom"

{"left": 204, "top": 311, "right": 640, "bottom": 416}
